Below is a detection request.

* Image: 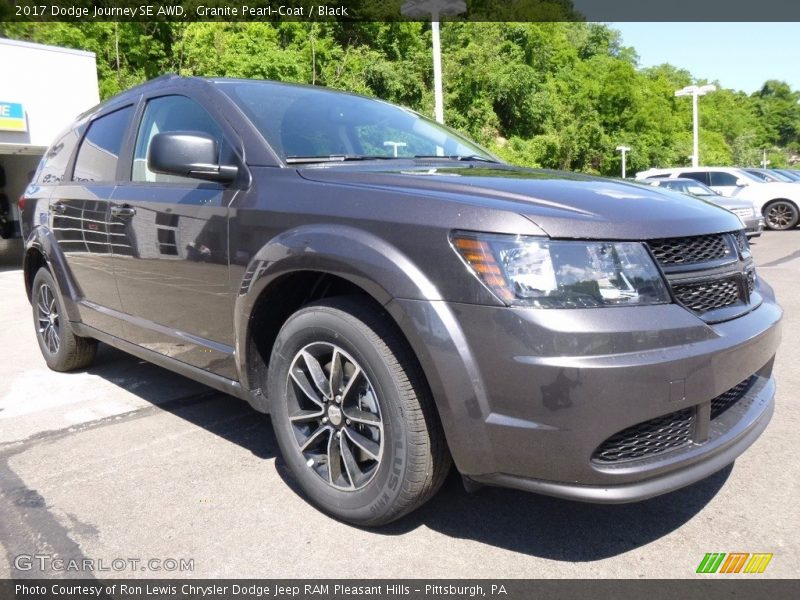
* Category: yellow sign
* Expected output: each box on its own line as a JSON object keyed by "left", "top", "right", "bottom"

{"left": 0, "top": 101, "right": 27, "bottom": 132}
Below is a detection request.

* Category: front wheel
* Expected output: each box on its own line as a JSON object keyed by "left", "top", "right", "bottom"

{"left": 267, "top": 297, "right": 450, "bottom": 526}
{"left": 764, "top": 200, "right": 799, "bottom": 230}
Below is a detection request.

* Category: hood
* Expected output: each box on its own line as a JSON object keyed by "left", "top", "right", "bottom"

{"left": 297, "top": 162, "right": 743, "bottom": 239}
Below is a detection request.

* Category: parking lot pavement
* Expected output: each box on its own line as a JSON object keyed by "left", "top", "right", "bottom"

{"left": 1, "top": 231, "right": 798, "bottom": 580}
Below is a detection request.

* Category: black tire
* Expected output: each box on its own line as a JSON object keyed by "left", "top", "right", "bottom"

{"left": 31, "top": 268, "right": 97, "bottom": 372}
{"left": 764, "top": 200, "right": 799, "bottom": 230}
{"left": 267, "top": 296, "right": 451, "bottom": 526}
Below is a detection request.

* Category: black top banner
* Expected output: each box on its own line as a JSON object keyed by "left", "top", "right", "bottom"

{"left": 2, "top": 0, "right": 799, "bottom": 23}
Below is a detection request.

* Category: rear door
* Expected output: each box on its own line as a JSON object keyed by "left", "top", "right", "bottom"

{"left": 109, "top": 93, "right": 240, "bottom": 379}
{"left": 50, "top": 105, "right": 134, "bottom": 334}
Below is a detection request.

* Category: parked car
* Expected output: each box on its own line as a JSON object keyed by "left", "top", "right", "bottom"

{"left": 21, "top": 76, "right": 782, "bottom": 526}
{"left": 742, "top": 168, "right": 794, "bottom": 183}
{"left": 772, "top": 168, "right": 800, "bottom": 182}
{"left": 636, "top": 166, "right": 800, "bottom": 230}
{"left": 644, "top": 178, "right": 763, "bottom": 237}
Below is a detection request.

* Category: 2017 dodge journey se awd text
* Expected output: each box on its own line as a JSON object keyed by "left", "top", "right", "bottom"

{"left": 21, "top": 76, "right": 782, "bottom": 526}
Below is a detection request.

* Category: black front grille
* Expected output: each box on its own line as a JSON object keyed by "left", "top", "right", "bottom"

{"left": 672, "top": 277, "right": 741, "bottom": 312}
{"left": 711, "top": 376, "right": 757, "bottom": 420}
{"left": 592, "top": 408, "right": 694, "bottom": 463}
{"left": 647, "top": 234, "right": 730, "bottom": 266}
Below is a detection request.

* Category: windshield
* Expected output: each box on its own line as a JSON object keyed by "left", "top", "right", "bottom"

{"left": 663, "top": 180, "right": 717, "bottom": 196}
{"left": 216, "top": 80, "right": 495, "bottom": 163}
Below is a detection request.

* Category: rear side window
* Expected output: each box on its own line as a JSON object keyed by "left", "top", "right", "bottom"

{"left": 678, "top": 171, "right": 710, "bottom": 185}
{"left": 36, "top": 129, "right": 81, "bottom": 184}
{"left": 73, "top": 106, "right": 134, "bottom": 183}
{"left": 132, "top": 95, "right": 223, "bottom": 184}
{"left": 709, "top": 172, "right": 740, "bottom": 186}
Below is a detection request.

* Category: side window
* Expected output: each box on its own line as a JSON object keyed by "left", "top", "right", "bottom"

{"left": 132, "top": 95, "right": 224, "bottom": 184}
{"left": 678, "top": 171, "right": 710, "bottom": 185}
{"left": 709, "top": 172, "right": 740, "bottom": 186}
{"left": 37, "top": 128, "right": 81, "bottom": 184}
{"left": 72, "top": 106, "right": 134, "bottom": 183}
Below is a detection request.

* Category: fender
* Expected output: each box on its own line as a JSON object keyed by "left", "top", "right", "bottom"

{"left": 24, "top": 225, "right": 83, "bottom": 323}
{"left": 234, "top": 224, "right": 444, "bottom": 391}
{"left": 233, "top": 224, "right": 494, "bottom": 469}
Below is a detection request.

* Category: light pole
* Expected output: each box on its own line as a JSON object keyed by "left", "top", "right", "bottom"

{"left": 401, "top": 0, "right": 467, "bottom": 124}
{"left": 675, "top": 84, "right": 716, "bottom": 168}
{"left": 384, "top": 141, "right": 408, "bottom": 157}
{"left": 616, "top": 145, "right": 631, "bottom": 179}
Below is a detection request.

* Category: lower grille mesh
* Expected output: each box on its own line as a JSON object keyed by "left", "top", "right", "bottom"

{"left": 673, "top": 277, "right": 740, "bottom": 312}
{"left": 710, "top": 376, "right": 756, "bottom": 420}
{"left": 592, "top": 409, "right": 694, "bottom": 463}
{"left": 593, "top": 375, "right": 759, "bottom": 464}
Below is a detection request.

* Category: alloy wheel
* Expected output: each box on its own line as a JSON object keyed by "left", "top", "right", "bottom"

{"left": 285, "top": 342, "right": 384, "bottom": 491}
{"left": 765, "top": 202, "right": 797, "bottom": 230}
{"left": 36, "top": 283, "right": 60, "bottom": 354}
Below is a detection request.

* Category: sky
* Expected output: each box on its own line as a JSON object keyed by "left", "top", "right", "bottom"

{"left": 609, "top": 23, "right": 800, "bottom": 94}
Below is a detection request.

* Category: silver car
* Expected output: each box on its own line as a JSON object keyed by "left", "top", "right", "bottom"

{"left": 646, "top": 178, "right": 763, "bottom": 237}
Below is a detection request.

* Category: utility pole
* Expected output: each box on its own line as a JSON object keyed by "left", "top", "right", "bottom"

{"left": 616, "top": 145, "right": 631, "bottom": 179}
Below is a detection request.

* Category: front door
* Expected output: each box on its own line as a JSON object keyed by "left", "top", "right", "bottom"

{"left": 109, "top": 94, "right": 237, "bottom": 379}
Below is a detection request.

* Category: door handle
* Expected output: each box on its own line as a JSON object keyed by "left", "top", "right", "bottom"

{"left": 51, "top": 202, "right": 67, "bottom": 214}
{"left": 110, "top": 204, "right": 136, "bottom": 218}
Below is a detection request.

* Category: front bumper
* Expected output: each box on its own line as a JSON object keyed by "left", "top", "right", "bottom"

{"left": 744, "top": 215, "right": 764, "bottom": 237}
{"left": 389, "top": 285, "right": 781, "bottom": 503}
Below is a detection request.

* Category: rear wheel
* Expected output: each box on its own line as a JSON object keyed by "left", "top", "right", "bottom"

{"left": 764, "top": 200, "right": 799, "bottom": 230}
{"left": 32, "top": 268, "right": 97, "bottom": 372}
{"left": 267, "top": 296, "right": 450, "bottom": 526}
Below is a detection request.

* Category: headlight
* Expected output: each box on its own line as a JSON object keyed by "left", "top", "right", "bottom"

{"left": 452, "top": 232, "right": 671, "bottom": 308}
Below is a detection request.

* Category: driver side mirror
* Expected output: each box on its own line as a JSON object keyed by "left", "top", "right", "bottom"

{"left": 735, "top": 178, "right": 750, "bottom": 187}
{"left": 148, "top": 131, "right": 238, "bottom": 183}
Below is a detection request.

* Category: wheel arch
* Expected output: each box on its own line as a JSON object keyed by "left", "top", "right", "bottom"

{"left": 761, "top": 197, "right": 798, "bottom": 212}
{"left": 23, "top": 228, "right": 82, "bottom": 322}
{"left": 234, "top": 224, "right": 444, "bottom": 412}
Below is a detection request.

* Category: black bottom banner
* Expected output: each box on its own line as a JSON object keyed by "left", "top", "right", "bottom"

{"left": 4, "top": 579, "right": 800, "bottom": 600}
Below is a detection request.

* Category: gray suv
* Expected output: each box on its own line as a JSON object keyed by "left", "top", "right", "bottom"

{"left": 21, "top": 76, "right": 782, "bottom": 525}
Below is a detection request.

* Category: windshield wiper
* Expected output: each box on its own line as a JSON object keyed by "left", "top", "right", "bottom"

{"left": 286, "top": 155, "right": 398, "bottom": 164}
{"left": 412, "top": 154, "right": 499, "bottom": 163}
{"left": 286, "top": 154, "right": 500, "bottom": 165}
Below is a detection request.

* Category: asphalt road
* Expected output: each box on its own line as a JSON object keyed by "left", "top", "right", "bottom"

{"left": 1, "top": 230, "right": 798, "bottom": 579}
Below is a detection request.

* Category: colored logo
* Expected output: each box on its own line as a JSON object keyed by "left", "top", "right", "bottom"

{"left": 0, "top": 101, "right": 27, "bottom": 132}
{"left": 696, "top": 552, "right": 773, "bottom": 574}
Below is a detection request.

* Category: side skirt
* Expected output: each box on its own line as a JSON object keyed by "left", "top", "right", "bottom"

{"left": 72, "top": 322, "right": 255, "bottom": 405}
